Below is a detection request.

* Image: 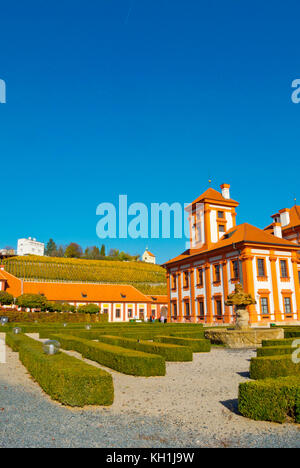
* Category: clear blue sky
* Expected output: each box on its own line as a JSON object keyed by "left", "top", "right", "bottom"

{"left": 0, "top": 0, "right": 300, "bottom": 264}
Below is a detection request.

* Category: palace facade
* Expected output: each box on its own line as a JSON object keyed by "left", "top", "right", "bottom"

{"left": 163, "top": 184, "right": 300, "bottom": 325}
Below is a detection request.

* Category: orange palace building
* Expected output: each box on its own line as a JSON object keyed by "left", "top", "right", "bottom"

{"left": 163, "top": 184, "right": 300, "bottom": 325}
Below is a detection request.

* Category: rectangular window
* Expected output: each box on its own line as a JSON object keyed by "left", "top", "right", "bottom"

{"left": 260, "top": 297, "right": 269, "bottom": 315}
{"left": 103, "top": 308, "right": 108, "bottom": 314}
{"left": 214, "top": 264, "right": 221, "bottom": 283}
{"left": 217, "top": 211, "right": 224, "bottom": 219}
{"left": 280, "top": 260, "right": 288, "bottom": 278}
{"left": 216, "top": 299, "right": 222, "bottom": 317}
{"left": 185, "top": 301, "right": 190, "bottom": 316}
{"left": 128, "top": 309, "right": 133, "bottom": 318}
{"left": 116, "top": 308, "right": 121, "bottom": 318}
{"left": 298, "top": 271, "right": 300, "bottom": 284}
{"left": 198, "top": 300, "right": 204, "bottom": 317}
{"left": 172, "top": 302, "right": 177, "bottom": 317}
{"left": 284, "top": 297, "right": 292, "bottom": 315}
{"left": 172, "top": 274, "right": 177, "bottom": 290}
{"left": 232, "top": 260, "right": 239, "bottom": 280}
{"left": 198, "top": 268, "right": 203, "bottom": 286}
{"left": 257, "top": 258, "right": 266, "bottom": 277}
{"left": 183, "top": 271, "right": 189, "bottom": 288}
{"left": 219, "top": 224, "right": 225, "bottom": 233}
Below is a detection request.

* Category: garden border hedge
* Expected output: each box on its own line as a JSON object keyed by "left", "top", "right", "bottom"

{"left": 5, "top": 333, "right": 114, "bottom": 406}
{"left": 49, "top": 334, "right": 166, "bottom": 376}
{"left": 96, "top": 335, "right": 193, "bottom": 361}
{"left": 238, "top": 376, "right": 300, "bottom": 423}
{"left": 154, "top": 336, "right": 211, "bottom": 353}
{"left": 250, "top": 355, "right": 300, "bottom": 380}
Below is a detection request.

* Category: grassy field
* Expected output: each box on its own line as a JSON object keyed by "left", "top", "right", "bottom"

{"left": 3, "top": 256, "right": 167, "bottom": 295}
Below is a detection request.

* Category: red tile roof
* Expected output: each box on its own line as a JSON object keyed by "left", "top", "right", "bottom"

{"left": 21, "top": 282, "right": 152, "bottom": 303}
{"left": 186, "top": 187, "right": 239, "bottom": 209}
{"left": 164, "top": 223, "right": 299, "bottom": 266}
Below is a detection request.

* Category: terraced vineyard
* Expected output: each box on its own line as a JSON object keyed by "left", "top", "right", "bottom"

{"left": 3, "top": 256, "right": 167, "bottom": 295}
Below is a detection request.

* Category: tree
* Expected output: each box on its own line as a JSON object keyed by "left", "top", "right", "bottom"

{"left": 56, "top": 245, "right": 65, "bottom": 257}
{"left": 45, "top": 238, "right": 57, "bottom": 257}
{"left": 90, "top": 246, "right": 101, "bottom": 259}
{"left": 16, "top": 294, "right": 48, "bottom": 311}
{"left": 100, "top": 244, "right": 106, "bottom": 257}
{"left": 64, "top": 243, "right": 83, "bottom": 258}
{"left": 0, "top": 291, "right": 14, "bottom": 305}
{"left": 77, "top": 303, "right": 100, "bottom": 314}
{"left": 60, "top": 303, "right": 76, "bottom": 313}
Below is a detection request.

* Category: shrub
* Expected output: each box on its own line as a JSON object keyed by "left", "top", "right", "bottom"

{"left": 262, "top": 338, "right": 298, "bottom": 347}
{"left": 238, "top": 376, "right": 300, "bottom": 423}
{"left": 257, "top": 346, "right": 296, "bottom": 357}
{"left": 154, "top": 336, "right": 211, "bottom": 353}
{"left": 16, "top": 294, "right": 48, "bottom": 311}
{"left": 5, "top": 333, "right": 114, "bottom": 406}
{"left": 169, "top": 331, "right": 205, "bottom": 339}
{"left": 77, "top": 304, "right": 100, "bottom": 314}
{"left": 96, "top": 335, "right": 193, "bottom": 362}
{"left": 284, "top": 330, "right": 300, "bottom": 338}
{"left": 0, "top": 310, "right": 108, "bottom": 323}
{"left": 49, "top": 334, "right": 166, "bottom": 376}
{"left": 0, "top": 291, "right": 14, "bottom": 305}
{"left": 250, "top": 355, "right": 300, "bottom": 380}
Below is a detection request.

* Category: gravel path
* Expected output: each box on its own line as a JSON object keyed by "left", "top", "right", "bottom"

{"left": 0, "top": 333, "right": 299, "bottom": 448}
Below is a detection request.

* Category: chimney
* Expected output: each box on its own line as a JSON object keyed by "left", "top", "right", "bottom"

{"left": 220, "top": 183, "right": 230, "bottom": 200}
{"left": 273, "top": 222, "right": 282, "bottom": 238}
{"left": 279, "top": 208, "right": 290, "bottom": 227}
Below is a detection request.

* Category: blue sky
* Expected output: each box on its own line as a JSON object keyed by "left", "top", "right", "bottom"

{"left": 0, "top": 0, "right": 300, "bottom": 263}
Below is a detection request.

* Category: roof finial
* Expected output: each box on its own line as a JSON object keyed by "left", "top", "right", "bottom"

{"left": 294, "top": 195, "right": 297, "bottom": 205}
{"left": 208, "top": 178, "right": 212, "bottom": 185}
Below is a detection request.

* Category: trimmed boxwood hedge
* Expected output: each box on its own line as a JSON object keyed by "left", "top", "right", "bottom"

{"left": 262, "top": 338, "right": 299, "bottom": 347}
{"left": 50, "top": 334, "right": 166, "bottom": 376}
{"left": 284, "top": 330, "right": 300, "bottom": 338}
{"left": 250, "top": 355, "right": 300, "bottom": 380}
{"left": 5, "top": 333, "right": 114, "bottom": 406}
{"left": 96, "top": 335, "right": 193, "bottom": 361}
{"left": 154, "top": 336, "right": 211, "bottom": 353}
{"left": 239, "top": 376, "right": 300, "bottom": 423}
{"left": 257, "top": 346, "right": 295, "bottom": 357}
{"left": 169, "top": 331, "right": 205, "bottom": 339}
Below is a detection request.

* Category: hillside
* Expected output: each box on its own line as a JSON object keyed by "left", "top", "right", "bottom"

{"left": 2, "top": 256, "right": 167, "bottom": 295}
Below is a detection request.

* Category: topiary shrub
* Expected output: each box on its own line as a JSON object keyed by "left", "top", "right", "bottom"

{"left": 49, "top": 333, "right": 166, "bottom": 376}
{"left": 154, "top": 336, "right": 211, "bottom": 353}
{"left": 16, "top": 294, "right": 48, "bottom": 311}
{"left": 0, "top": 291, "right": 14, "bottom": 305}
{"left": 239, "top": 376, "right": 300, "bottom": 423}
{"left": 96, "top": 335, "right": 193, "bottom": 362}
{"left": 250, "top": 355, "right": 300, "bottom": 380}
{"left": 77, "top": 304, "right": 100, "bottom": 314}
{"left": 5, "top": 333, "right": 114, "bottom": 406}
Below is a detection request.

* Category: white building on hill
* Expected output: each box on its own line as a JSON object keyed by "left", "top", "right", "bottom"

{"left": 142, "top": 248, "right": 156, "bottom": 264}
{"left": 17, "top": 237, "right": 45, "bottom": 256}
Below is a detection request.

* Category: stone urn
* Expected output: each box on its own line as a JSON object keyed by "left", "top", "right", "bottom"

{"left": 225, "top": 284, "right": 256, "bottom": 330}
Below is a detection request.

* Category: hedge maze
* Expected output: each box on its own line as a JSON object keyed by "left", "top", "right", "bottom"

{"left": 238, "top": 328, "right": 300, "bottom": 423}
{"left": 4, "top": 322, "right": 211, "bottom": 407}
